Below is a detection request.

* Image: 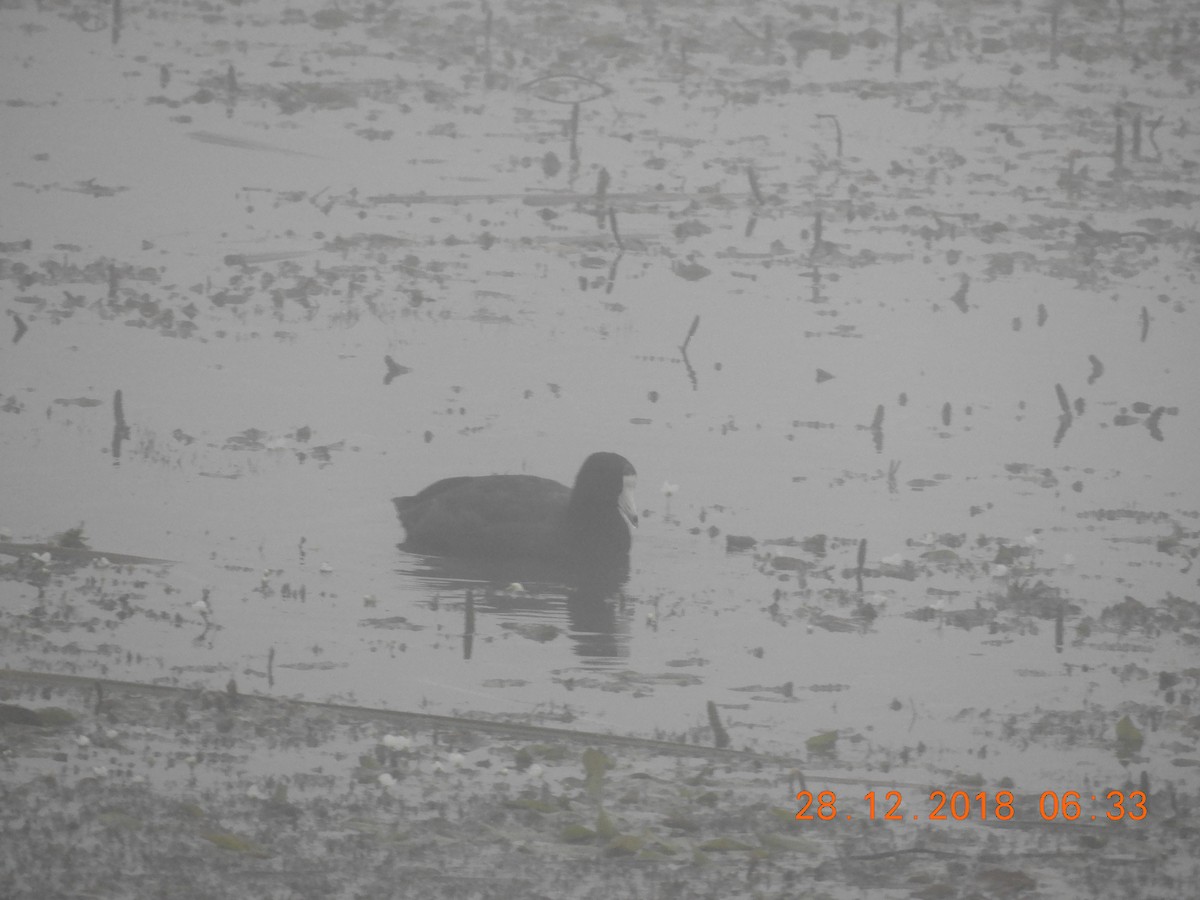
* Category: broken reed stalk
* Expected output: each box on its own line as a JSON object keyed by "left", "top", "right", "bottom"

{"left": 894, "top": 4, "right": 903, "bottom": 75}
{"left": 1132, "top": 113, "right": 1141, "bottom": 159}
{"left": 706, "top": 700, "right": 730, "bottom": 749}
{"left": 680, "top": 315, "right": 699, "bottom": 353}
{"left": 746, "top": 166, "right": 764, "bottom": 205}
{"left": 108, "top": 265, "right": 119, "bottom": 300}
{"left": 811, "top": 210, "right": 823, "bottom": 256}
{"left": 111, "top": 0, "right": 122, "bottom": 45}
{"left": 855, "top": 539, "right": 867, "bottom": 593}
{"left": 607, "top": 206, "right": 624, "bottom": 252}
{"left": 816, "top": 113, "right": 843, "bottom": 157}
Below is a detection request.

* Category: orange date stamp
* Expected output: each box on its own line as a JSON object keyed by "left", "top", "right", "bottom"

{"left": 795, "top": 789, "right": 1148, "bottom": 822}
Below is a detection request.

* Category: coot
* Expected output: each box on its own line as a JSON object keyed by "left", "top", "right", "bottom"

{"left": 393, "top": 452, "right": 637, "bottom": 567}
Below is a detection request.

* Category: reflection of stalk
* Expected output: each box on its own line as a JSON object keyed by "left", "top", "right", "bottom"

{"left": 607, "top": 206, "right": 624, "bottom": 252}
{"left": 568, "top": 102, "right": 580, "bottom": 161}
{"left": 521, "top": 75, "right": 609, "bottom": 166}
{"left": 746, "top": 166, "right": 763, "bottom": 205}
{"left": 604, "top": 253, "right": 622, "bottom": 294}
{"left": 680, "top": 316, "right": 699, "bottom": 390}
{"left": 1113, "top": 115, "right": 1125, "bottom": 171}
{"left": 463, "top": 591, "right": 476, "bottom": 660}
{"left": 226, "top": 64, "right": 237, "bottom": 118}
{"left": 855, "top": 539, "right": 867, "bottom": 593}
{"left": 111, "top": 0, "right": 122, "bottom": 45}
{"left": 893, "top": 4, "right": 903, "bottom": 75}
{"left": 1050, "top": 1, "right": 1061, "bottom": 67}
{"left": 706, "top": 700, "right": 730, "bottom": 749}
{"left": 482, "top": 2, "right": 493, "bottom": 88}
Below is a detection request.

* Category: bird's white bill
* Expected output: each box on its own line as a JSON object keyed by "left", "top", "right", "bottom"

{"left": 619, "top": 475, "right": 638, "bottom": 528}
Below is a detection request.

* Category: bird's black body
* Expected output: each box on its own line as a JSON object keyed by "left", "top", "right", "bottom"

{"left": 393, "top": 452, "right": 637, "bottom": 572}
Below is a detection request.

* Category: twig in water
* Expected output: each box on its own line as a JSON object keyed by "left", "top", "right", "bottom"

{"left": 746, "top": 166, "right": 764, "bottom": 205}
{"left": 607, "top": 206, "right": 624, "bottom": 252}
{"left": 731, "top": 18, "right": 767, "bottom": 44}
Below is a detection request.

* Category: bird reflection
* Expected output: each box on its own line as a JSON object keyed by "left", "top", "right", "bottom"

{"left": 398, "top": 551, "right": 634, "bottom": 661}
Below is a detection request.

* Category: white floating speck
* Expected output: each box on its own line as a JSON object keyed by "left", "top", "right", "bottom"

{"left": 1023, "top": 534, "right": 1039, "bottom": 547}
{"left": 378, "top": 773, "right": 396, "bottom": 788}
{"left": 382, "top": 734, "right": 412, "bottom": 751}
{"left": 881, "top": 553, "right": 904, "bottom": 567}
{"left": 91, "top": 766, "right": 109, "bottom": 778}
{"left": 32, "top": 552, "right": 52, "bottom": 565}
{"left": 95, "top": 557, "right": 110, "bottom": 568}
{"left": 990, "top": 564, "right": 1009, "bottom": 578}
{"left": 75, "top": 735, "right": 91, "bottom": 748}
{"left": 447, "top": 752, "right": 466, "bottom": 769}
{"left": 1061, "top": 554, "right": 1076, "bottom": 567}
{"left": 661, "top": 481, "right": 679, "bottom": 497}
{"left": 527, "top": 763, "right": 544, "bottom": 778}
{"left": 319, "top": 562, "right": 333, "bottom": 574}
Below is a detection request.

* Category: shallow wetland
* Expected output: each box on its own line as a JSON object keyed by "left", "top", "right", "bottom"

{"left": 2, "top": 0, "right": 1199, "bottom": 896}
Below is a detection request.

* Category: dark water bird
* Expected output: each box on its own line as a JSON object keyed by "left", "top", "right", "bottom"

{"left": 393, "top": 452, "right": 637, "bottom": 570}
